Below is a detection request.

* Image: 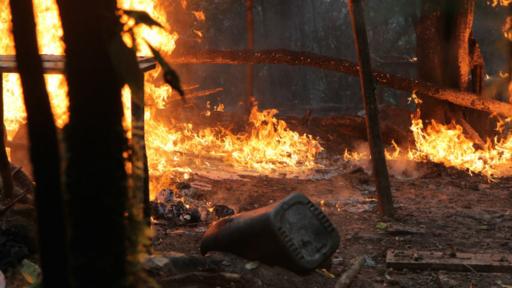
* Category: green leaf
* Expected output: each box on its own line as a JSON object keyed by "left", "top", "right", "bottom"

{"left": 375, "top": 222, "right": 388, "bottom": 230}
{"left": 19, "top": 259, "right": 41, "bottom": 284}
{"left": 145, "top": 41, "right": 185, "bottom": 101}
{"left": 122, "top": 10, "right": 164, "bottom": 29}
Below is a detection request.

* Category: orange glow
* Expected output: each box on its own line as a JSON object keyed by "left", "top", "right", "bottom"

{"left": 489, "top": 0, "right": 512, "bottom": 7}
{"left": 192, "top": 11, "right": 206, "bottom": 22}
{"left": 0, "top": 0, "right": 68, "bottom": 139}
{"left": 1, "top": 0, "right": 325, "bottom": 200}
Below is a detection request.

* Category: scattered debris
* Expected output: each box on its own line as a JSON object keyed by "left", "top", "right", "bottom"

{"left": 386, "top": 250, "right": 512, "bottom": 273}
{"left": 151, "top": 200, "right": 201, "bottom": 226}
{"left": 159, "top": 272, "right": 242, "bottom": 288}
{"left": 213, "top": 205, "right": 235, "bottom": 219}
{"left": 151, "top": 186, "right": 235, "bottom": 226}
{"left": 385, "top": 223, "right": 426, "bottom": 235}
{"left": 335, "top": 256, "right": 365, "bottom": 288}
{"left": 201, "top": 193, "right": 340, "bottom": 272}
{"left": 363, "top": 255, "right": 376, "bottom": 267}
{"left": 142, "top": 254, "right": 171, "bottom": 270}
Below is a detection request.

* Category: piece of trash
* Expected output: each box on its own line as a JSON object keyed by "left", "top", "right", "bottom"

{"left": 0, "top": 270, "right": 5, "bottom": 288}
{"left": 363, "top": 255, "right": 376, "bottom": 267}
{"left": 20, "top": 259, "right": 41, "bottom": 284}
{"left": 200, "top": 192, "right": 340, "bottom": 272}
{"left": 141, "top": 254, "right": 170, "bottom": 270}
{"left": 316, "top": 268, "right": 335, "bottom": 279}
{"left": 155, "top": 189, "right": 174, "bottom": 203}
{"left": 213, "top": 205, "right": 235, "bottom": 219}
{"left": 244, "top": 261, "right": 259, "bottom": 270}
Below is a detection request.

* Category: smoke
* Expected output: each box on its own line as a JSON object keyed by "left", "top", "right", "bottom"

{"left": 348, "top": 141, "right": 426, "bottom": 180}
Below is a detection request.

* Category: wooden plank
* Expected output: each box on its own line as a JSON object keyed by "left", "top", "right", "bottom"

{"left": 0, "top": 55, "right": 156, "bottom": 74}
{"left": 386, "top": 249, "right": 512, "bottom": 273}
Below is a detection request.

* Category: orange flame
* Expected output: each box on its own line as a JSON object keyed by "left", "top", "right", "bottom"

{"left": 1, "top": 0, "right": 325, "bottom": 200}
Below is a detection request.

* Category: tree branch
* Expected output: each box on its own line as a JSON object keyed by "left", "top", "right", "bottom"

{"left": 169, "top": 49, "right": 512, "bottom": 117}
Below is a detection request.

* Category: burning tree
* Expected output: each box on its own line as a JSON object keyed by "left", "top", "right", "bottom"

{"left": 416, "top": 0, "right": 489, "bottom": 142}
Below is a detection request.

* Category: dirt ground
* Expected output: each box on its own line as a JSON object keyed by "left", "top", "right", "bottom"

{"left": 152, "top": 163, "right": 512, "bottom": 288}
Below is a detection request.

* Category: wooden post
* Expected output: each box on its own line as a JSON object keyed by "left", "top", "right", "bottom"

{"left": 348, "top": 0, "right": 394, "bottom": 217}
{"left": 246, "top": 0, "right": 254, "bottom": 111}
{"left": 0, "top": 72, "right": 13, "bottom": 199}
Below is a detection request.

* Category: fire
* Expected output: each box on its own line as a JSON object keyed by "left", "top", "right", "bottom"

{"left": 489, "top": 0, "right": 512, "bottom": 7}
{"left": 1, "top": 0, "right": 325, "bottom": 200}
{"left": 344, "top": 105, "right": 512, "bottom": 180}
{"left": 0, "top": 0, "right": 68, "bottom": 139}
{"left": 146, "top": 106, "right": 323, "bottom": 193}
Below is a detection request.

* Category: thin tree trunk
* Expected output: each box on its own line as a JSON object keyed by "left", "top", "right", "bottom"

{"left": 246, "top": 0, "right": 254, "bottom": 111}
{"left": 509, "top": 4, "right": 512, "bottom": 99}
{"left": 169, "top": 49, "right": 512, "bottom": 117}
{"left": 348, "top": 0, "right": 394, "bottom": 217}
{"left": 56, "top": 1, "right": 128, "bottom": 286}
{"left": 0, "top": 73, "right": 13, "bottom": 199}
{"left": 9, "top": 0, "right": 70, "bottom": 286}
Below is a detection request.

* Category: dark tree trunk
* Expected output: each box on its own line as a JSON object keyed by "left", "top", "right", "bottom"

{"left": 56, "top": 0, "right": 128, "bottom": 287}
{"left": 9, "top": 0, "right": 70, "bottom": 286}
{"left": 0, "top": 75, "right": 13, "bottom": 199}
{"left": 416, "top": 0, "right": 491, "bottom": 139}
{"left": 246, "top": 0, "right": 255, "bottom": 112}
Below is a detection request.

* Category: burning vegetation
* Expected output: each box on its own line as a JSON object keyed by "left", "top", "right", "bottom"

{"left": 0, "top": 0, "right": 511, "bottom": 287}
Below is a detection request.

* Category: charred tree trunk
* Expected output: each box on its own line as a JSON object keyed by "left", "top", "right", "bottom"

{"left": 0, "top": 74, "right": 13, "bottom": 199}
{"left": 348, "top": 0, "right": 394, "bottom": 217}
{"left": 416, "top": 0, "right": 490, "bottom": 139}
{"left": 9, "top": 0, "right": 70, "bottom": 286}
{"left": 56, "top": 1, "right": 128, "bottom": 287}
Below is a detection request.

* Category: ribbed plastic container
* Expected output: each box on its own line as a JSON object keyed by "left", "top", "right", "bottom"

{"left": 200, "top": 192, "right": 340, "bottom": 272}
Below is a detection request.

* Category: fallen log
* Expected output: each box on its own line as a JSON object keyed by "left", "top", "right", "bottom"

{"left": 169, "top": 49, "right": 512, "bottom": 117}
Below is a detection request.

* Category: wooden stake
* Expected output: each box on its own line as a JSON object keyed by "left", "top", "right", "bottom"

{"left": 348, "top": 0, "right": 394, "bottom": 217}
{"left": 246, "top": 0, "right": 254, "bottom": 112}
